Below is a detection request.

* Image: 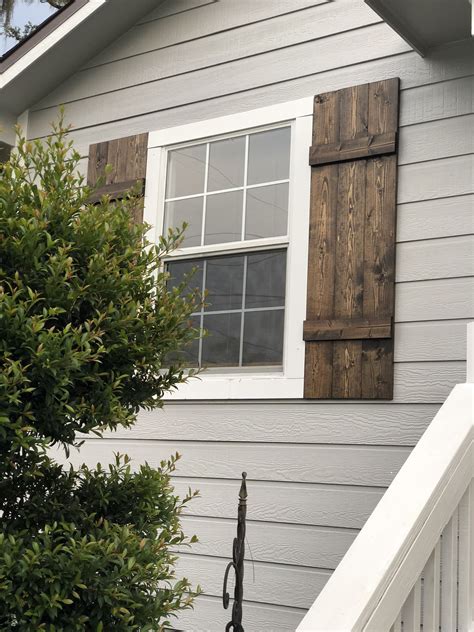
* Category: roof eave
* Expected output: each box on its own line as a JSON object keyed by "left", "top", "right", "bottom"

{"left": 0, "top": 0, "right": 106, "bottom": 88}
{"left": 364, "top": 0, "right": 472, "bottom": 57}
{"left": 364, "top": 0, "right": 428, "bottom": 56}
{"left": 0, "top": 0, "right": 165, "bottom": 141}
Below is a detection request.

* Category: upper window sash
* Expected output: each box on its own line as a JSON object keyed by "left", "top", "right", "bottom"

{"left": 162, "top": 125, "right": 292, "bottom": 252}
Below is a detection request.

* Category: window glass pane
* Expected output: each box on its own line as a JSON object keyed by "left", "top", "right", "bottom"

{"left": 165, "top": 315, "right": 200, "bottom": 367}
{"left": 167, "top": 259, "right": 204, "bottom": 298}
{"left": 208, "top": 137, "right": 245, "bottom": 192}
{"left": 245, "top": 183, "right": 289, "bottom": 240}
{"left": 181, "top": 315, "right": 202, "bottom": 366}
{"left": 202, "top": 313, "right": 241, "bottom": 367}
{"left": 205, "top": 255, "right": 244, "bottom": 312}
{"left": 166, "top": 144, "right": 206, "bottom": 198}
{"left": 204, "top": 190, "right": 243, "bottom": 245}
{"left": 183, "top": 315, "right": 201, "bottom": 367}
{"left": 245, "top": 250, "right": 286, "bottom": 309}
{"left": 247, "top": 127, "right": 291, "bottom": 185}
{"left": 165, "top": 197, "right": 203, "bottom": 248}
{"left": 242, "top": 309, "right": 284, "bottom": 366}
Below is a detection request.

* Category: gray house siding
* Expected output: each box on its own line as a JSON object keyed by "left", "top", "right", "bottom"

{"left": 28, "top": 0, "right": 474, "bottom": 629}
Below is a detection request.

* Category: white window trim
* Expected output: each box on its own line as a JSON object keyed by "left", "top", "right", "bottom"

{"left": 144, "top": 98, "right": 313, "bottom": 400}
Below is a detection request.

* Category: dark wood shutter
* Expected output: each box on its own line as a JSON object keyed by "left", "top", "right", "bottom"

{"left": 304, "top": 78, "right": 399, "bottom": 399}
{"left": 87, "top": 133, "right": 148, "bottom": 223}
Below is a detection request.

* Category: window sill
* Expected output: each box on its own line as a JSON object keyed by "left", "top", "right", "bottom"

{"left": 164, "top": 373, "right": 304, "bottom": 400}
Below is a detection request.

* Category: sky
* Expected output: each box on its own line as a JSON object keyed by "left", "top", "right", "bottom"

{"left": 1, "top": 0, "right": 58, "bottom": 55}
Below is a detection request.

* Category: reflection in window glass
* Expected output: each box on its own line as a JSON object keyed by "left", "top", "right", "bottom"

{"left": 181, "top": 315, "right": 201, "bottom": 367}
{"left": 246, "top": 251, "right": 286, "bottom": 309}
{"left": 165, "top": 315, "right": 201, "bottom": 368}
{"left": 242, "top": 309, "right": 284, "bottom": 366}
{"left": 165, "top": 197, "right": 203, "bottom": 247}
{"left": 247, "top": 127, "right": 291, "bottom": 185}
{"left": 167, "top": 259, "right": 204, "bottom": 298}
{"left": 202, "top": 313, "right": 241, "bottom": 367}
{"left": 204, "top": 190, "right": 243, "bottom": 245}
{"left": 166, "top": 144, "right": 206, "bottom": 198}
{"left": 206, "top": 256, "right": 244, "bottom": 311}
{"left": 208, "top": 137, "right": 245, "bottom": 192}
{"left": 245, "top": 183, "right": 289, "bottom": 240}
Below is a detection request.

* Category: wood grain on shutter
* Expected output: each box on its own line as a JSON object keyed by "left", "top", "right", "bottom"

{"left": 304, "top": 79, "right": 399, "bottom": 399}
{"left": 87, "top": 133, "right": 148, "bottom": 223}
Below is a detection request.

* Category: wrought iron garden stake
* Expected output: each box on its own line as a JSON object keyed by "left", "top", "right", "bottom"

{"left": 222, "top": 472, "right": 247, "bottom": 632}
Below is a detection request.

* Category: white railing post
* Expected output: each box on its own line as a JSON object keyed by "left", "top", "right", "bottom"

{"left": 467, "top": 321, "right": 474, "bottom": 384}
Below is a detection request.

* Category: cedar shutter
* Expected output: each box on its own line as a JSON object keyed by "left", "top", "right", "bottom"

{"left": 304, "top": 78, "right": 399, "bottom": 399}
{"left": 87, "top": 133, "right": 148, "bottom": 223}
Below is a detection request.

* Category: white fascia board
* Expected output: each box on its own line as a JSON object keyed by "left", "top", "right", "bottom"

{"left": 0, "top": 0, "right": 106, "bottom": 90}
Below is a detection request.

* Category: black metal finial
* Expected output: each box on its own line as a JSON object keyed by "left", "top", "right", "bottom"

{"left": 222, "top": 472, "right": 247, "bottom": 632}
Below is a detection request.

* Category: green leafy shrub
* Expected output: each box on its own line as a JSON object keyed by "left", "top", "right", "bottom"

{"left": 0, "top": 121, "right": 201, "bottom": 630}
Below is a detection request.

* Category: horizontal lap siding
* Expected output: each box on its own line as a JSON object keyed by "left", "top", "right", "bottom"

{"left": 174, "top": 595, "right": 305, "bottom": 632}
{"left": 109, "top": 403, "right": 439, "bottom": 445}
{"left": 171, "top": 478, "right": 385, "bottom": 529}
{"left": 177, "top": 516, "right": 357, "bottom": 569}
{"left": 34, "top": 47, "right": 474, "bottom": 155}
{"left": 33, "top": 0, "right": 473, "bottom": 629}
{"left": 397, "top": 195, "right": 473, "bottom": 242}
{"left": 29, "top": 22, "right": 411, "bottom": 133}
{"left": 174, "top": 553, "right": 331, "bottom": 610}
{"left": 62, "top": 440, "right": 411, "bottom": 487}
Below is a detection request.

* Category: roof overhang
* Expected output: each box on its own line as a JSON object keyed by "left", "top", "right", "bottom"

{"left": 0, "top": 0, "right": 165, "bottom": 143}
{"left": 364, "top": 0, "right": 472, "bottom": 56}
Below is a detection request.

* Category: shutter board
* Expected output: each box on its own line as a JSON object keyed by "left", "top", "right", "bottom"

{"left": 304, "top": 78, "right": 399, "bottom": 399}
{"left": 87, "top": 133, "right": 148, "bottom": 223}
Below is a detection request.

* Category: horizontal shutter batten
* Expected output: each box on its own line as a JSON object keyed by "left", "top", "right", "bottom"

{"left": 309, "top": 131, "right": 397, "bottom": 166}
{"left": 87, "top": 178, "right": 145, "bottom": 204}
{"left": 303, "top": 318, "right": 392, "bottom": 341}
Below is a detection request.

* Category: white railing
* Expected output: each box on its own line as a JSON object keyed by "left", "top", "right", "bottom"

{"left": 297, "top": 323, "right": 474, "bottom": 632}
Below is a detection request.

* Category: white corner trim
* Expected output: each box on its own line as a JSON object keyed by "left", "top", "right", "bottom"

{"left": 0, "top": 0, "right": 106, "bottom": 89}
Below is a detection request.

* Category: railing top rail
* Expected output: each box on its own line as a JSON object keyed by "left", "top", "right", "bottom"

{"left": 296, "top": 382, "right": 474, "bottom": 632}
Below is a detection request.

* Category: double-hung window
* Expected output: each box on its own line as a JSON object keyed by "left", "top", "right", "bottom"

{"left": 144, "top": 101, "right": 313, "bottom": 398}
{"left": 165, "top": 127, "right": 289, "bottom": 369}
